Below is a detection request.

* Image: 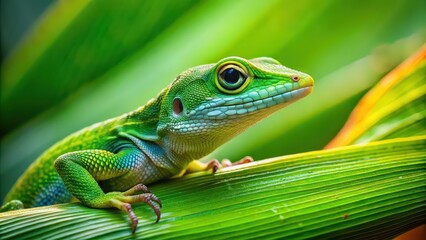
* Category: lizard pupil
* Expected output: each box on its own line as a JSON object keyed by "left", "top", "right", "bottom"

{"left": 221, "top": 68, "right": 240, "bottom": 84}
{"left": 173, "top": 98, "right": 183, "bottom": 115}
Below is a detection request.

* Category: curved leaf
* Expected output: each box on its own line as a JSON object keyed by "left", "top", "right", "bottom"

{"left": 0, "top": 136, "right": 425, "bottom": 239}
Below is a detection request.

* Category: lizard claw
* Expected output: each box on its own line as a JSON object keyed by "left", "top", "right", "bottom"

{"left": 108, "top": 184, "right": 162, "bottom": 234}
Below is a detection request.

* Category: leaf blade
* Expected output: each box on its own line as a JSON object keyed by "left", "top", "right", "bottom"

{"left": 1, "top": 136, "right": 425, "bottom": 239}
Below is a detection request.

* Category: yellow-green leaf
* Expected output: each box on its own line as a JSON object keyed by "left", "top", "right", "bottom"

{"left": 326, "top": 45, "right": 426, "bottom": 148}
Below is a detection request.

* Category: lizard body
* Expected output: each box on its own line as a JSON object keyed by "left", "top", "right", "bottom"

{"left": 1, "top": 56, "right": 313, "bottom": 233}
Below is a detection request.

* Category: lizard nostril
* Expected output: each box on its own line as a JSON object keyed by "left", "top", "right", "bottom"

{"left": 291, "top": 75, "right": 300, "bottom": 82}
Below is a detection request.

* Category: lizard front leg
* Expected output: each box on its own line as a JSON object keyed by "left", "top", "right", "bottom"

{"left": 54, "top": 149, "right": 161, "bottom": 234}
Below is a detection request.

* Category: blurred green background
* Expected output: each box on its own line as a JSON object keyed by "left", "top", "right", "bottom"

{"left": 1, "top": 0, "right": 425, "bottom": 201}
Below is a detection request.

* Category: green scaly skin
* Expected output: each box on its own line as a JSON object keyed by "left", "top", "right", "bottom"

{"left": 1, "top": 56, "right": 314, "bottom": 233}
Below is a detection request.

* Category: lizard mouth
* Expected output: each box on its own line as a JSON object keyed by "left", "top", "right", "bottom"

{"left": 189, "top": 83, "right": 313, "bottom": 120}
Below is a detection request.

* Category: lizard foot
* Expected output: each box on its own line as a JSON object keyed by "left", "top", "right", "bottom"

{"left": 180, "top": 156, "right": 254, "bottom": 176}
{"left": 105, "top": 184, "right": 162, "bottom": 234}
{"left": 205, "top": 156, "right": 254, "bottom": 173}
{"left": 221, "top": 156, "right": 254, "bottom": 168}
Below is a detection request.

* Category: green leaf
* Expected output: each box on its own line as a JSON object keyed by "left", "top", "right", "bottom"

{"left": 1, "top": 136, "right": 425, "bottom": 239}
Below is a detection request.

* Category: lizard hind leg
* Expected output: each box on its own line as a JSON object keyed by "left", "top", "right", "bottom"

{"left": 0, "top": 200, "right": 24, "bottom": 212}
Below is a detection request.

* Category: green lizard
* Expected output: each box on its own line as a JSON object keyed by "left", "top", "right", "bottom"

{"left": 1, "top": 56, "right": 313, "bottom": 233}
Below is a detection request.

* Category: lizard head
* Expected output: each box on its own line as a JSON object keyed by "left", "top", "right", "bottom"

{"left": 157, "top": 56, "right": 314, "bottom": 159}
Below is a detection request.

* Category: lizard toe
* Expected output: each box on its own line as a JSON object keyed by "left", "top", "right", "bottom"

{"left": 123, "top": 183, "right": 151, "bottom": 195}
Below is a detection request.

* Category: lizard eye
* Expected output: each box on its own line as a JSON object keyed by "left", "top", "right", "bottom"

{"left": 216, "top": 63, "right": 250, "bottom": 94}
